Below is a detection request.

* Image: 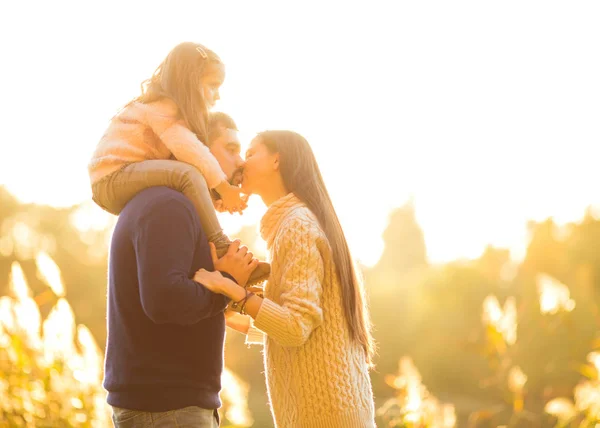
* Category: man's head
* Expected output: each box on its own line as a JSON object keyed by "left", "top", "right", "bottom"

{"left": 207, "top": 112, "right": 244, "bottom": 186}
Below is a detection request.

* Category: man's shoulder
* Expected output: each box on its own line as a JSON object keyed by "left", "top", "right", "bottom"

{"left": 121, "top": 187, "right": 198, "bottom": 222}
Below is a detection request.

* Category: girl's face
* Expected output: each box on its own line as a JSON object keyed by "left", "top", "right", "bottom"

{"left": 242, "top": 137, "right": 280, "bottom": 196}
{"left": 201, "top": 62, "right": 225, "bottom": 109}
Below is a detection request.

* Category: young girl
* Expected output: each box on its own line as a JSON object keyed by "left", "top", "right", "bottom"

{"left": 195, "top": 131, "right": 377, "bottom": 427}
{"left": 88, "top": 42, "right": 269, "bottom": 285}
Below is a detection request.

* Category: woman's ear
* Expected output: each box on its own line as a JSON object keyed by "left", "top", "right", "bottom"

{"left": 272, "top": 153, "right": 280, "bottom": 171}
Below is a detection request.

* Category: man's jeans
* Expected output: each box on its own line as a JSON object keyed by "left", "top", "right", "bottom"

{"left": 111, "top": 405, "right": 220, "bottom": 428}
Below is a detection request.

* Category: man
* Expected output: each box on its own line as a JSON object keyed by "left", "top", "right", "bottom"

{"left": 207, "top": 112, "right": 246, "bottom": 208}
{"left": 104, "top": 113, "right": 256, "bottom": 427}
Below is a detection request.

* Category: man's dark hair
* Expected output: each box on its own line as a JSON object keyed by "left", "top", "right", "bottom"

{"left": 207, "top": 112, "right": 238, "bottom": 145}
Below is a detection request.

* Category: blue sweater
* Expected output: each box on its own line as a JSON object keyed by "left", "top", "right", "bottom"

{"left": 103, "top": 187, "right": 230, "bottom": 412}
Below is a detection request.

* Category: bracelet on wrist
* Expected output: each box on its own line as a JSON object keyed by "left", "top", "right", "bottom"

{"left": 240, "top": 292, "right": 255, "bottom": 315}
{"left": 230, "top": 289, "right": 248, "bottom": 313}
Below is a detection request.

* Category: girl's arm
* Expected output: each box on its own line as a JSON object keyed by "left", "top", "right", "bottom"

{"left": 143, "top": 103, "right": 227, "bottom": 190}
{"left": 157, "top": 122, "right": 227, "bottom": 189}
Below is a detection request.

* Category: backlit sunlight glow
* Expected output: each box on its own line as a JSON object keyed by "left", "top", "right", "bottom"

{"left": 2, "top": 4, "right": 600, "bottom": 424}
{"left": 2, "top": 2, "right": 599, "bottom": 266}
{"left": 574, "top": 381, "right": 600, "bottom": 420}
{"left": 405, "top": 381, "right": 423, "bottom": 415}
{"left": 9, "top": 262, "right": 42, "bottom": 350}
{"left": 35, "top": 252, "right": 66, "bottom": 297}
{"left": 587, "top": 352, "right": 600, "bottom": 373}
{"left": 482, "top": 295, "right": 517, "bottom": 345}
{"left": 9, "top": 261, "right": 31, "bottom": 301}
{"left": 10, "top": 221, "right": 38, "bottom": 260}
{"left": 0, "top": 235, "right": 13, "bottom": 258}
{"left": 544, "top": 397, "right": 577, "bottom": 422}
{"left": 508, "top": 366, "right": 528, "bottom": 394}
{"left": 442, "top": 404, "right": 457, "bottom": 428}
{"left": 1, "top": 261, "right": 109, "bottom": 424}
{"left": 13, "top": 297, "right": 42, "bottom": 352}
{"left": 70, "top": 202, "right": 114, "bottom": 234}
{"left": 381, "top": 356, "right": 456, "bottom": 427}
{"left": 220, "top": 368, "right": 253, "bottom": 427}
{"left": 0, "top": 296, "right": 15, "bottom": 345}
{"left": 42, "top": 298, "right": 76, "bottom": 366}
{"left": 2, "top": 217, "right": 56, "bottom": 261}
{"left": 73, "top": 325, "right": 103, "bottom": 388}
{"left": 536, "top": 273, "right": 576, "bottom": 315}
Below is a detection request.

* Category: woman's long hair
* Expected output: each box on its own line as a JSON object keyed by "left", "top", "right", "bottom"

{"left": 131, "top": 42, "right": 222, "bottom": 144}
{"left": 258, "top": 130, "right": 376, "bottom": 366}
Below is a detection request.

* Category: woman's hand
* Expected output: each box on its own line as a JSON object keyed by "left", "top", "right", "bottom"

{"left": 194, "top": 269, "right": 227, "bottom": 294}
{"left": 246, "top": 285, "right": 264, "bottom": 298}
{"left": 224, "top": 310, "right": 251, "bottom": 334}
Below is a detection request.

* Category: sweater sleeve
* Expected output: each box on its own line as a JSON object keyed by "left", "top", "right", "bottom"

{"left": 134, "top": 197, "right": 229, "bottom": 325}
{"left": 253, "top": 219, "right": 325, "bottom": 347}
{"left": 143, "top": 105, "right": 227, "bottom": 189}
{"left": 245, "top": 319, "right": 265, "bottom": 346}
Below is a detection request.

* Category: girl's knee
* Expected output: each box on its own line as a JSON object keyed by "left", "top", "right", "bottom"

{"left": 179, "top": 167, "right": 209, "bottom": 188}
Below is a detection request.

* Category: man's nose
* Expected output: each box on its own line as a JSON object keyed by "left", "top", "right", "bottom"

{"left": 236, "top": 156, "right": 245, "bottom": 168}
{"left": 214, "top": 90, "right": 220, "bottom": 101}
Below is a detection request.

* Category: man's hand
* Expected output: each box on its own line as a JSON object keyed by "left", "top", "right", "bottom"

{"left": 210, "top": 240, "right": 258, "bottom": 287}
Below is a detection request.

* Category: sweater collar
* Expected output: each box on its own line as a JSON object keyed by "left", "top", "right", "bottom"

{"left": 260, "top": 193, "right": 304, "bottom": 247}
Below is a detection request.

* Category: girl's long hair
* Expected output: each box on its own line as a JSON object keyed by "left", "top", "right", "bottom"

{"left": 132, "top": 42, "right": 222, "bottom": 143}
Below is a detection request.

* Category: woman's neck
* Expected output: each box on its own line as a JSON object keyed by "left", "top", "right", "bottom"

{"left": 260, "top": 181, "right": 289, "bottom": 206}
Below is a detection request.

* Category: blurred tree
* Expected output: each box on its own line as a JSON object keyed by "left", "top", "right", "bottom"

{"left": 3, "top": 184, "right": 600, "bottom": 428}
{"left": 520, "top": 218, "right": 565, "bottom": 279}
{"left": 514, "top": 216, "right": 599, "bottom": 407}
{"left": 0, "top": 186, "right": 112, "bottom": 345}
{"left": 365, "top": 201, "right": 430, "bottom": 411}
{"left": 373, "top": 200, "right": 428, "bottom": 278}
{"left": 564, "top": 210, "right": 600, "bottom": 306}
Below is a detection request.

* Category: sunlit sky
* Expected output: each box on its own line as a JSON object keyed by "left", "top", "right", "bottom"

{"left": 1, "top": 1, "right": 599, "bottom": 265}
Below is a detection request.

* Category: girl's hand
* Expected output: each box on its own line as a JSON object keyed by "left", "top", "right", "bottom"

{"left": 213, "top": 199, "right": 227, "bottom": 213}
{"left": 194, "top": 269, "right": 226, "bottom": 294}
{"left": 216, "top": 182, "right": 246, "bottom": 214}
{"left": 209, "top": 242, "right": 258, "bottom": 287}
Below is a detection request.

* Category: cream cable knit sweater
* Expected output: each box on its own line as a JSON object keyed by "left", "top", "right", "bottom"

{"left": 249, "top": 193, "right": 376, "bottom": 428}
{"left": 88, "top": 98, "right": 226, "bottom": 189}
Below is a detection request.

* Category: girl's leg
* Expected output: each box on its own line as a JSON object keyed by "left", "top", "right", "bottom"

{"left": 92, "top": 160, "right": 230, "bottom": 250}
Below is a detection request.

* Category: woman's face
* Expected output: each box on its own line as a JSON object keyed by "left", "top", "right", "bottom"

{"left": 201, "top": 62, "right": 225, "bottom": 109}
{"left": 241, "top": 137, "right": 279, "bottom": 195}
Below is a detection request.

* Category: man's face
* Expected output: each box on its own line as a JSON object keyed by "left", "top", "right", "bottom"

{"left": 209, "top": 124, "right": 244, "bottom": 186}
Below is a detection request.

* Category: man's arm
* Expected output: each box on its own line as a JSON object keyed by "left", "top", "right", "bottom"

{"left": 134, "top": 197, "right": 229, "bottom": 325}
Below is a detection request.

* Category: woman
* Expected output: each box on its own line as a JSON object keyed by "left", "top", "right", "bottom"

{"left": 195, "top": 130, "right": 376, "bottom": 428}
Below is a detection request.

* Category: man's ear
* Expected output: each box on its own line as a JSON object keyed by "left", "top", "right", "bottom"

{"left": 207, "top": 124, "right": 226, "bottom": 149}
